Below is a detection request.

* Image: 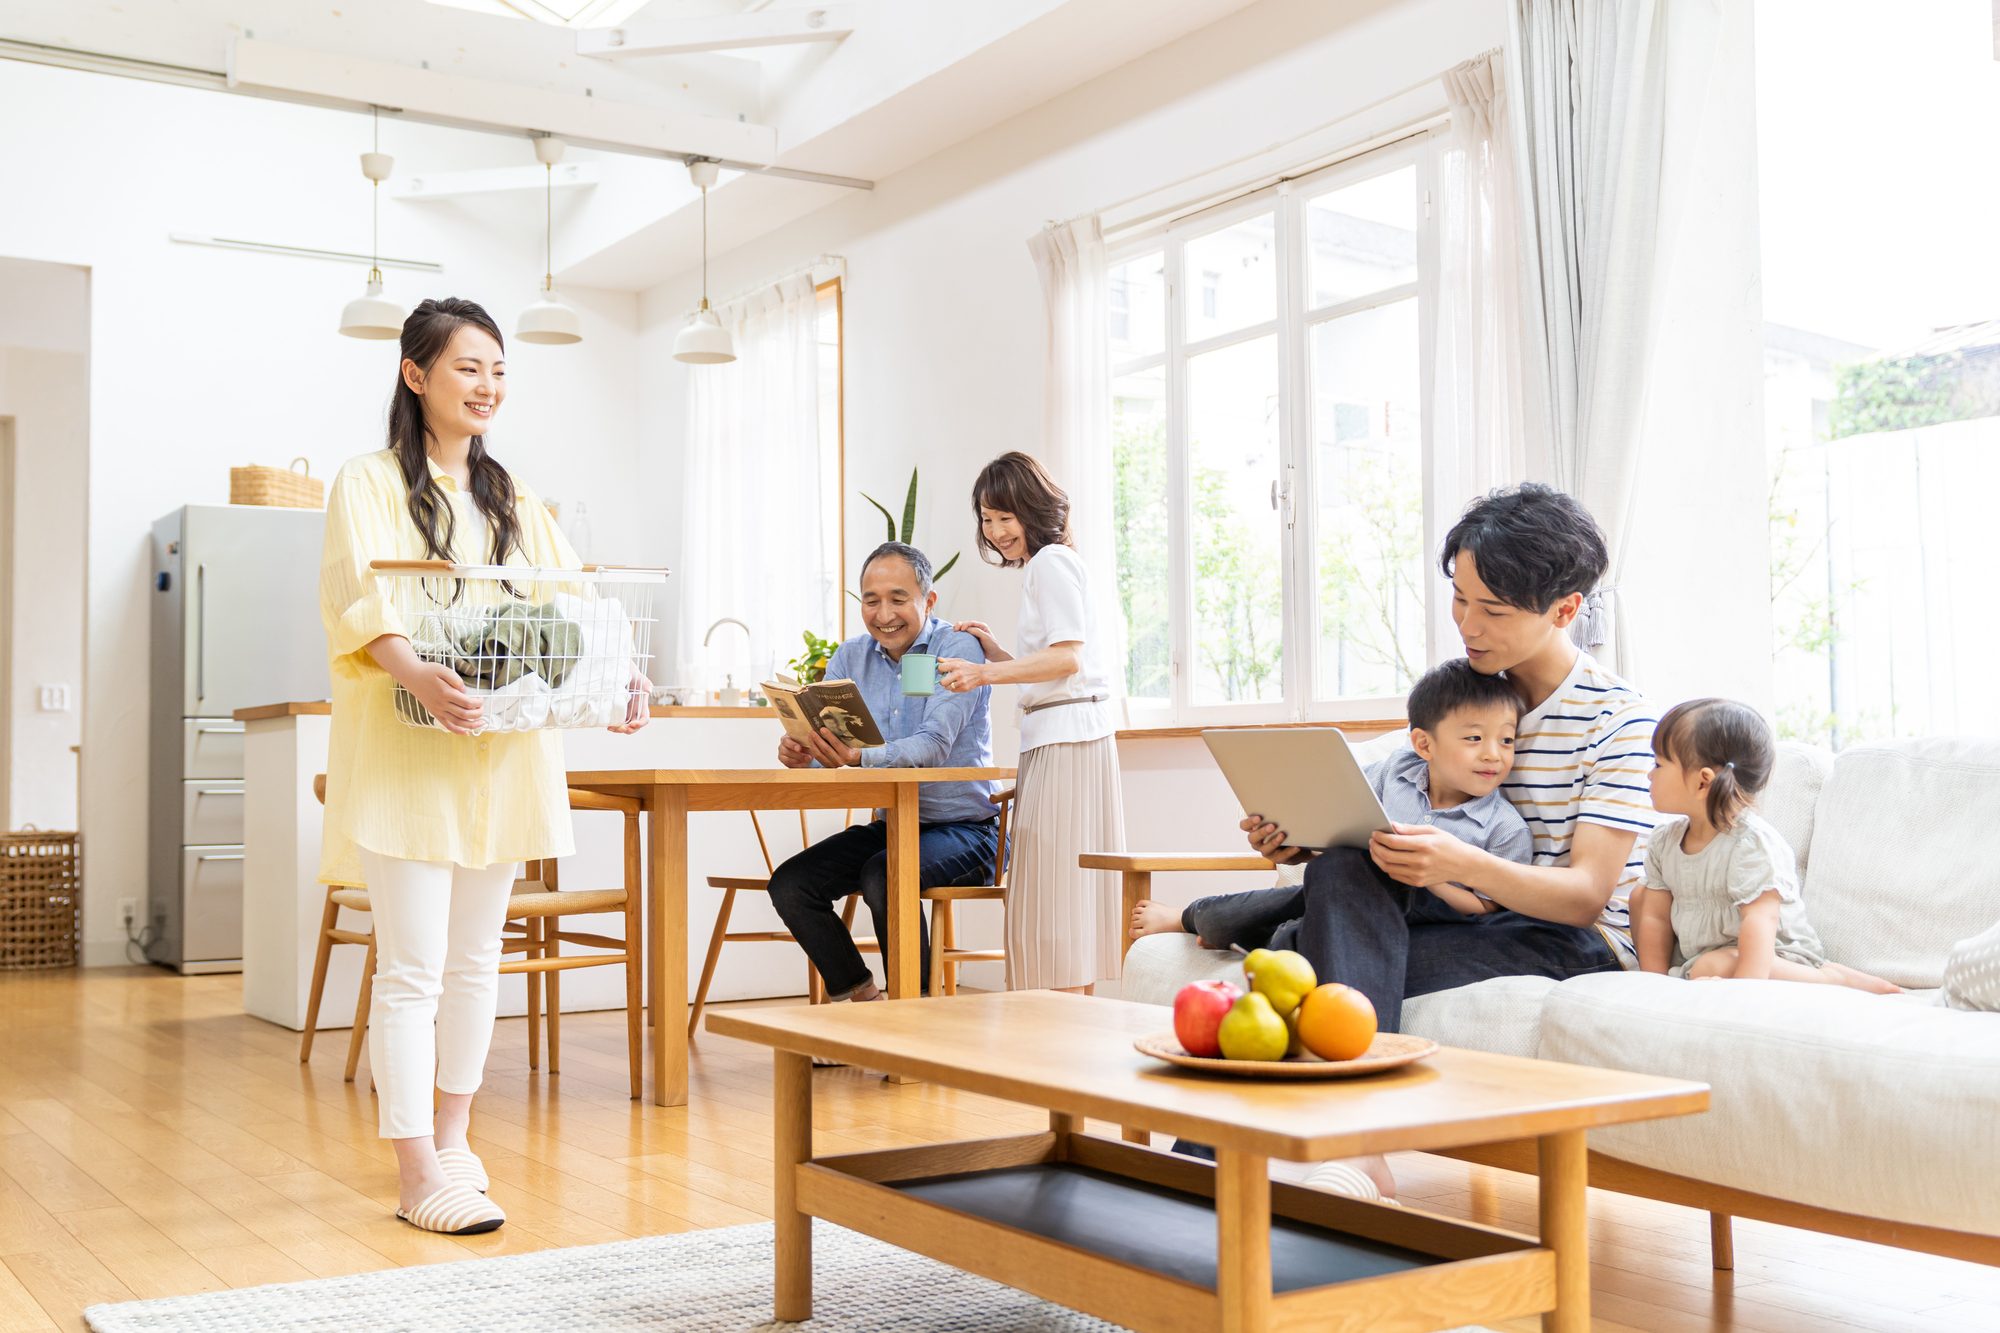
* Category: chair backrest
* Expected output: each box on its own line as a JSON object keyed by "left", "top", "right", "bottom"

{"left": 989, "top": 788, "right": 1016, "bottom": 887}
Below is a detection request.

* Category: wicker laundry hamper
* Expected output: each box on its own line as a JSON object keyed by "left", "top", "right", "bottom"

{"left": 230, "top": 457, "right": 324, "bottom": 509}
{"left": 0, "top": 830, "right": 81, "bottom": 970}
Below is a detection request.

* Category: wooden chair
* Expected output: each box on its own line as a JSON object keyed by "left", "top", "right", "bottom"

{"left": 686, "top": 788, "right": 1015, "bottom": 1034}
{"left": 300, "top": 777, "right": 648, "bottom": 1098}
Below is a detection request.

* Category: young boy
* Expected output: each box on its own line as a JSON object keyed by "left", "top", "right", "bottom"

{"left": 1131, "top": 659, "right": 1534, "bottom": 953}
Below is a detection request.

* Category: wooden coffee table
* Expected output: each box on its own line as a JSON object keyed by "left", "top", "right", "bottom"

{"left": 707, "top": 991, "right": 1708, "bottom": 1333}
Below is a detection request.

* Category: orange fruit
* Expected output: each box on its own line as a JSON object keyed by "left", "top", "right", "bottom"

{"left": 1296, "top": 983, "right": 1377, "bottom": 1061}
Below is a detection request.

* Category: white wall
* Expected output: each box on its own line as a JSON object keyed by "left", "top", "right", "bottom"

{"left": 0, "top": 60, "right": 655, "bottom": 964}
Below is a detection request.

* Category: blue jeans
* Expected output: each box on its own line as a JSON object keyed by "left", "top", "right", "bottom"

{"left": 766, "top": 818, "right": 999, "bottom": 998}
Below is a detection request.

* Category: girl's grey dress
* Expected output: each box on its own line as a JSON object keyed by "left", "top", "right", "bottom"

{"left": 1643, "top": 809, "right": 1826, "bottom": 976}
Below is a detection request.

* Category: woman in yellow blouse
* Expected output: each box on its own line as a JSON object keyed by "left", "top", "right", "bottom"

{"left": 320, "top": 297, "right": 648, "bottom": 1235}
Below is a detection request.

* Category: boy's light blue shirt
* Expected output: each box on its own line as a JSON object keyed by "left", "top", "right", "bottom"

{"left": 821, "top": 617, "right": 996, "bottom": 825}
{"left": 1367, "top": 746, "right": 1535, "bottom": 866}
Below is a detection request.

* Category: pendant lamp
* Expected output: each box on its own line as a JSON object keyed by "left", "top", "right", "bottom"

{"left": 517, "top": 136, "right": 583, "bottom": 345}
{"left": 339, "top": 109, "right": 406, "bottom": 339}
{"left": 673, "top": 159, "right": 736, "bottom": 364}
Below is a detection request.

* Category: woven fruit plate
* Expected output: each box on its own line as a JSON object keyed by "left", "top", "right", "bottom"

{"left": 1133, "top": 1031, "right": 1439, "bottom": 1078}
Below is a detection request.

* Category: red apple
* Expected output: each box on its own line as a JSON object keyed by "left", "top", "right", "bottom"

{"left": 1173, "top": 978, "right": 1242, "bottom": 1057}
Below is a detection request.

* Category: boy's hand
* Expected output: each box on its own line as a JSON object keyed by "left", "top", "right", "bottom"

{"left": 1370, "top": 823, "right": 1480, "bottom": 887}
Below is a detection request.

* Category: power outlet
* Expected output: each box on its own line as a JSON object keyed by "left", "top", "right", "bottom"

{"left": 38, "top": 684, "right": 71, "bottom": 712}
{"left": 119, "top": 898, "right": 138, "bottom": 931}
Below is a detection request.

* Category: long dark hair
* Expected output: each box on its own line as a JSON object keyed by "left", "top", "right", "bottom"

{"left": 1653, "top": 698, "right": 1774, "bottom": 832}
{"left": 972, "top": 451, "right": 1072, "bottom": 569}
{"left": 390, "top": 297, "right": 523, "bottom": 567}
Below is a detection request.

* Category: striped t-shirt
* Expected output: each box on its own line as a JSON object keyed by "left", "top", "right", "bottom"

{"left": 1500, "top": 651, "right": 1658, "bottom": 964}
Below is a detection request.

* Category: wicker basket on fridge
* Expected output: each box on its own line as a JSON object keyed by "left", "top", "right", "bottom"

{"left": 0, "top": 829, "right": 81, "bottom": 970}
{"left": 370, "top": 560, "right": 668, "bottom": 732}
{"left": 230, "top": 457, "right": 324, "bottom": 509}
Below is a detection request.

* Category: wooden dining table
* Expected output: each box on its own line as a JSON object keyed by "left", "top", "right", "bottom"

{"left": 565, "top": 766, "right": 1016, "bottom": 1106}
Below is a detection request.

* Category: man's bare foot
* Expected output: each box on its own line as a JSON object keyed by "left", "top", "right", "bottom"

{"left": 1130, "top": 899, "right": 1185, "bottom": 939}
{"left": 1824, "top": 961, "right": 1901, "bottom": 994}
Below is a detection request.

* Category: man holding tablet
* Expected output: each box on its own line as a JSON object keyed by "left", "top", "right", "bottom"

{"left": 1137, "top": 485, "right": 1656, "bottom": 1200}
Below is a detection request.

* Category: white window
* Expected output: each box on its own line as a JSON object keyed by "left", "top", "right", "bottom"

{"left": 1110, "top": 145, "right": 1433, "bottom": 726}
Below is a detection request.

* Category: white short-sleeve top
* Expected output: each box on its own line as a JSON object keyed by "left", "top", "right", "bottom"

{"left": 1015, "top": 543, "right": 1114, "bottom": 752}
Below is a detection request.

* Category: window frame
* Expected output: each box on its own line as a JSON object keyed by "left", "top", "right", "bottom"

{"left": 1110, "top": 137, "right": 1438, "bottom": 729}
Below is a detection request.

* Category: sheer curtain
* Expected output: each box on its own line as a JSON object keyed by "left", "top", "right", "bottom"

{"left": 1027, "top": 215, "right": 1127, "bottom": 718}
{"left": 1508, "top": 0, "right": 1672, "bottom": 672}
{"left": 674, "top": 272, "right": 825, "bottom": 692}
{"left": 1429, "top": 49, "right": 1530, "bottom": 662}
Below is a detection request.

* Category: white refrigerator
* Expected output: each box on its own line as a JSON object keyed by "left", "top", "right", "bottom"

{"left": 149, "top": 505, "right": 330, "bottom": 973}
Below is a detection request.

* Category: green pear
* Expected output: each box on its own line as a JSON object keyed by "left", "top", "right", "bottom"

{"left": 1244, "top": 948, "right": 1318, "bottom": 1017}
{"left": 1283, "top": 1003, "right": 1306, "bottom": 1057}
{"left": 1216, "top": 991, "right": 1289, "bottom": 1062}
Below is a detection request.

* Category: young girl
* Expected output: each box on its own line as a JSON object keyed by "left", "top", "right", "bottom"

{"left": 1633, "top": 698, "right": 1895, "bottom": 992}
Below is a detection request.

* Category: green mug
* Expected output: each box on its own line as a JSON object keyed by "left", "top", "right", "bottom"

{"left": 901, "top": 653, "right": 938, "bottom": 696}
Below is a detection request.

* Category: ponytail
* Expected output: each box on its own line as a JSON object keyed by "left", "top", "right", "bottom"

{"left": 1653, "top": 700, "right": 1772, "bottom": 833}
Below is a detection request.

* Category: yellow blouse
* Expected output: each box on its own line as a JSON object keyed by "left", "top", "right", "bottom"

{"left": 318, "top": 448, "right": 579, "bottom": 885}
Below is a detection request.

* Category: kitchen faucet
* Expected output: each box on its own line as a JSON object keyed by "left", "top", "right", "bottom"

{"left": 703, "top": 617, "right": 752, "bottom": 703}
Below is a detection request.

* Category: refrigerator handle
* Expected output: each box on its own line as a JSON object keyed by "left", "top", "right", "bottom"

{"left": 196, "top": 563, "right": 206, "bottom": 702}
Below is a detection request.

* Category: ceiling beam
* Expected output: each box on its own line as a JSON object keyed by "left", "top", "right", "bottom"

{"left": 389, "top": 162, "right": 602, "bottom": 201}
{"left": 228, "top": 36, "right": 771, "bottom": 163}
{"left": 579, "top": 6, "right": 856, "bottom": 59}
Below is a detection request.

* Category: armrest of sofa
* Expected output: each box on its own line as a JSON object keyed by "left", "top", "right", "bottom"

{"left": 1080, "top": 853, "right": 1278, "bottom": 962}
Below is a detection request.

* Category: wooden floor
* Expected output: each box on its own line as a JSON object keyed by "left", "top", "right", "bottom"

{"left": 0, "top": 969, "right": 1994, "bottom": 1332}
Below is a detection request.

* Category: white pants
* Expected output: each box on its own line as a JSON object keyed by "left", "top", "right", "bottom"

{"left": 358, "top": 850, "right": 517, "bottom": 1139}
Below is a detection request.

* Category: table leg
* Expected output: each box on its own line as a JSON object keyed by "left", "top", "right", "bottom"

{"left": 1539, "top": 1128, "right": 1589, "bottom": 1333}
{"left": 649, "top": 786, "right": 689, "bottom": 1107}
{"left": 774, "top": 1049, "right": 813, "bottom": 1322}
{"left": 1118, "top": 870, "right": 1152, "bottom": 963}
{"left": 1216, "top": 1148, "right": 1271, "bottom": 1333}
{"left": 884, "top": 781, "right": 922, "bottom": 1000}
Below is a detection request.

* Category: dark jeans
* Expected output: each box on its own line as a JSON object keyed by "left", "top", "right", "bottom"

{"left": 1183, "top": 847, "right": 1621, "bottom": 1032}
{"left": 1172, "top": 848, "right": 1620, "bottom": 1162}
{"left": 766, "top": 818, "right": 999, "bottom": 998}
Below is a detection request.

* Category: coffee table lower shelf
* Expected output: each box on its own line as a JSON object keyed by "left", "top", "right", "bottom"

{"left": 785, "top": 1130, "right": 1558, "bottom": 1333}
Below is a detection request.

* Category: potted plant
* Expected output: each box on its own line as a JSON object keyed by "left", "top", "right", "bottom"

{"left": 789, "top": 630, "right": 840, "bottom": 684}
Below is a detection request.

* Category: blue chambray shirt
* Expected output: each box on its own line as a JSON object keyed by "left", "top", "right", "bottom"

{"left": 820, "top": 617, "right": 996, "bottom": 825}
{"left": 1369, "top": 746, "right": 1535, "bottom": 865}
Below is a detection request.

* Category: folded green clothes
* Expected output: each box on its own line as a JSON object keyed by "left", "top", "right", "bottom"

{"left": 446, "top": 601, "right": 583, "bottom": 690}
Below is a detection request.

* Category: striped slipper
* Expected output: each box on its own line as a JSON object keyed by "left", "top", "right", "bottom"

{"left": 1301, "top": 1160, "right": 1401, "bottom": 1206}
{"left": 397, "top": 1183, "right": 505, "bottom": 1235}
{"left": 436, "top": 1146, "right": 490, "bottom": 1193}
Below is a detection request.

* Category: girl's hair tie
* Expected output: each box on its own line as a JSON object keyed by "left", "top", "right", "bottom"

{"left": 1724, "top": 761, "right": 1736, "bottom": 769}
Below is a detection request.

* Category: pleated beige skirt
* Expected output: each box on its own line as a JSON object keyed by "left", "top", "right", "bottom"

{"left": 1005, "top": 734, "right": 1127, "bottom": 990}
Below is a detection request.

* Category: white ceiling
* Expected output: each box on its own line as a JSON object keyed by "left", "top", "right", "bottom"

{"left": 0, "top": 0, "right": 1270, "bottom": 291}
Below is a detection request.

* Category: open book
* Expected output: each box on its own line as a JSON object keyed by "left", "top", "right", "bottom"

{"left": 762, "top": 678, "right": 886, "bottom": 749}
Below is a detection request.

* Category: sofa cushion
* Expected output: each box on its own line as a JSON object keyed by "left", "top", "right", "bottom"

{"left": 1539, "top": 972, "right": 2000, "bottom": 1236}
{"left": 1762, "top": 742, "right": 1833, "bottom": 881}
{"left": 1805, "top": 737, "right": 2000, "bottom": 986}
{"left": 1118, "top": 933, "right": 1550, "bottom": 1059}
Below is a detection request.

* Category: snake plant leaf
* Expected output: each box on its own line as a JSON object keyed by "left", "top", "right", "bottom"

{"left": 935, "top": 551, "right": 959, "bottom": 580}
{"left": 899, "top": 468, "right": 918, "bottom": 545}
{"left": 860, "top": 492, "right": 897, "bottom": 542}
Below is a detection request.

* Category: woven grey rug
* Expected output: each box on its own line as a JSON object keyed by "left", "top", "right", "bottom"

{"left": 83, "top": 1219, "right": 1502, "bottom": 1332}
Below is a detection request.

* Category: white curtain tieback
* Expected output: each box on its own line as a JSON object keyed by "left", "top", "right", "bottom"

{"left": 1574, "top": 586, "right": 1618, "bottom": 649}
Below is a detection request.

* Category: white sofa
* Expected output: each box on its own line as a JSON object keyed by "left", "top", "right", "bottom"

{"left": 1121, "top": 735, "right": 2000, "bottom": 1264}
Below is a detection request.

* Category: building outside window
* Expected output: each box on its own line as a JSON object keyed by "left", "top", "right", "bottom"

{"left": 1110, "top": 145, "right": 1432, "bottom": 726}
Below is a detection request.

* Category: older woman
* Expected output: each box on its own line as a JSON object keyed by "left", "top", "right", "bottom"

{"left": 938, "top": 452, "right": 1125, "bottom": 992}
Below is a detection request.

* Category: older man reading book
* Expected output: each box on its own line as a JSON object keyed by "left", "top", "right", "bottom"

{"left": 768, "top": 541, "right": 998, "bottom": 1000}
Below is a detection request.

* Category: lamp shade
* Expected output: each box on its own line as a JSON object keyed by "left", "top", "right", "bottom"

{"left": 517, "top": 295, "right": 583, "bottom": 345}
{"left": 673, "top": 308, "right": 736, "bottom": 364}
{"left": 338, "top": 278, "right": 405, "bottom": 340}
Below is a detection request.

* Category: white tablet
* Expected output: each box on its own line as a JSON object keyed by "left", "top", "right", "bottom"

{"left": 1201, "top": 727, "right": 1395, "bottom": 851}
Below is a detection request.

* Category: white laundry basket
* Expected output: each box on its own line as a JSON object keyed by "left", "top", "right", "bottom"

{"left": 369, "top": 560, "right": 668, "bottom": 733}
